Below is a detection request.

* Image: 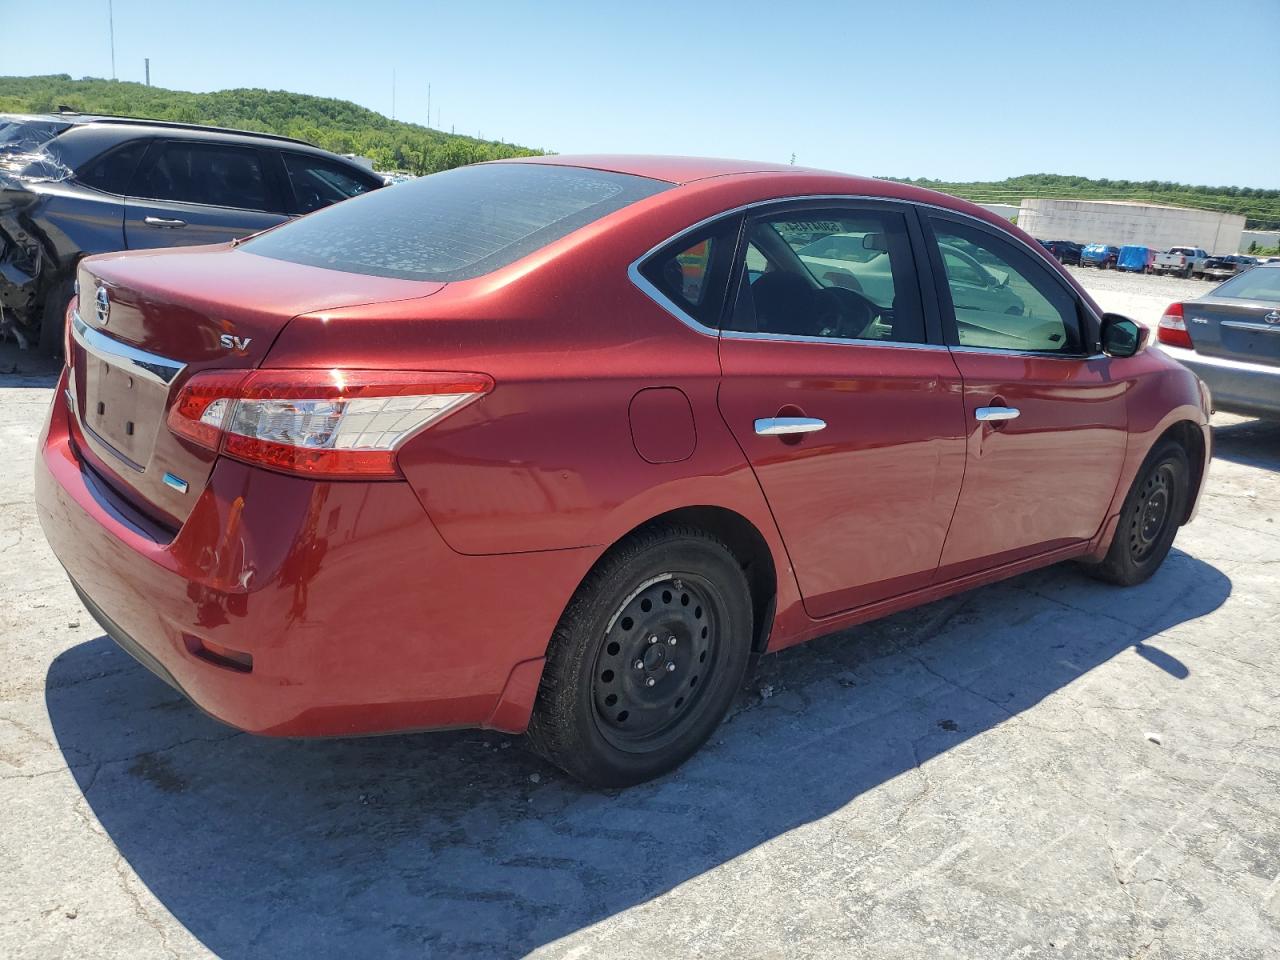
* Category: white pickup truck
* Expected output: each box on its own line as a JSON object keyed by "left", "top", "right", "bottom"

{"left": 1153, "top": 246, "right": 1210, "bottom": 278}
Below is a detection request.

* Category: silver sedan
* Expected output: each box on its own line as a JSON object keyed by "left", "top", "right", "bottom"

{"left": 1157, "top": 263, "right": 1280, "bottom": 420}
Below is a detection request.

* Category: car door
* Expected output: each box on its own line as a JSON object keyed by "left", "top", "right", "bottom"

{"left": 123, "top": 139, "right": 288, "bottom": 249}
{"left": 923, "top": 212, "right": 1129, "bottom": 579}
{"left": 715, "top": 203, "right": 967, "bottom": 617}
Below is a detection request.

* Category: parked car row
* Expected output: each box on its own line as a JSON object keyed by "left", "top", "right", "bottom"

{"left": 1034, "top": 236, "right": 1265, "bottom": 279}
{"left": 0, "top": 111, "right": 384, "bottom": 352}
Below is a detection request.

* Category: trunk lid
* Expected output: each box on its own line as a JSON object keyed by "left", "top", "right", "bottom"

{"left": 70, "top": 244, "right": 443, "bottom": 527}
{"left": 1182, "top": 296, "right": 1280, "bottom": 368}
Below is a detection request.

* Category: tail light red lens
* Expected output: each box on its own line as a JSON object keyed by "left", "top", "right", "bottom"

{"left": 167, "top": 369, "right": 492, "bottom": 478}
{"left": 1157, "top": 303, "right": 1193, "bottom": 349}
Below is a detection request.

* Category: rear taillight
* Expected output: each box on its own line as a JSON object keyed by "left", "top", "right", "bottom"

{"left": 1157, "top": 303, "right": 1193, "bottom": 349}
{"left": 167, "top": 369, "right": 492, "bottom": 479}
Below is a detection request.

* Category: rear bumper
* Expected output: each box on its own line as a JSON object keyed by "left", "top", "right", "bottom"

{"left": 35, "top": 370, "right": 592, "bottom": 736}
{"left": 1159, "top": 343, "right": 1280, "bottom": 420}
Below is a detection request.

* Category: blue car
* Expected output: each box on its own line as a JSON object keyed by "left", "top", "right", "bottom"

{"left": 1081, "top": 244, "right": 1120, "bottom": 269}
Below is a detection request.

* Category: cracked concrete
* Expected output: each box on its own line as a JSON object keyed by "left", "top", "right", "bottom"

{"left": 1, "top": 315, "right": 1279, "bottom": 958}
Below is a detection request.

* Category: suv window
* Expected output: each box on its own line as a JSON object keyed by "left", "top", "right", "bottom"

{"left": 77, "top": 140, "right": 149, "bottom": 194}
{"left": 245, "top": 163, "right": 670, "bottom": 282}
{"left": 282, "top": 153, "right": 377, "bottom": 213}
{"left": 724, "top": 208, "right": 926, "bottom": 343}
{"left": 930, "top": 218, "right": 1082, "bottom": 354}
{"left": 134, "top": 142, "right": 271, "bottom": 211}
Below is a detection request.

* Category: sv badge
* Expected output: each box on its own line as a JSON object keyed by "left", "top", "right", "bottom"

{"left": 219, "top": 334, "right": 253, "bottom": 352}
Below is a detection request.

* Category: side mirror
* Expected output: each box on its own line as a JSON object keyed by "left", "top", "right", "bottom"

{"left": 1100, "top": 313, "right": 1147, "bottom": 358}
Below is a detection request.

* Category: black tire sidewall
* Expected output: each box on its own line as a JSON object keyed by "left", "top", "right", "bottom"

{"left": 1106, "top": 441, "right": 1190, "bottom": 584}
{"left": 532, "top": 530, "right": 752, "bottom": 787}
{"left": 40, "top": 276, "right": 74, "bottom": 357}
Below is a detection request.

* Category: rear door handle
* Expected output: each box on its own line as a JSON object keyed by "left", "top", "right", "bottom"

{"left": 975, "top": 406, "right": 1020, "bottom": 421}
{"left": 144, "top": 216, "right": 187, "bottom": 228}
{"left": 754, "top": 417, "right": 827, "bottom": 436}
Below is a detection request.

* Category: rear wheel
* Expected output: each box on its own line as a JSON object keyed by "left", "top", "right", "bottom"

{"left": 527, "top": 524, "right": 753, "bottom": 787}
{"left": 39, "top": 277, "right": 74, "bottom": 357}
{"left": 1084, "top": 439, "right": 1189, "bottom": 586}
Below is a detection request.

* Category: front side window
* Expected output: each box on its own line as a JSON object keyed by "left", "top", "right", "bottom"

{"left": 930, "top": 218, "right": 1082, "bottom": 354}
{"left": 723, "top": 209, "right": 925, "bottom": 343}
{"left": 135, "top": 142, "right": 270, "bottom": 211}
{"left": 282, "top": 153, "right": 377, "bottom": 213}
{"left": 246, "top": 163, "right": 670, "bottom": 282}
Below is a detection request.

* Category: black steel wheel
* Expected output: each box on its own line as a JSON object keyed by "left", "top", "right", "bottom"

{"left": 1083, "top": 439, "right": 1190, "bottom": 586}
{"left": 1128, "top": 462, "right": 1176, "bottom": 563}
{"left": 528, "top": 524, "right": 753, "bottom": 787}
{"left": 591, "top": 573, "right": 724, "bottom": 753}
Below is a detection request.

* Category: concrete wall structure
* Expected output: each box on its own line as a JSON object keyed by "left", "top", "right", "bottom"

{"left": 1016, "top": 199, "right": 1245, "bottom": 255}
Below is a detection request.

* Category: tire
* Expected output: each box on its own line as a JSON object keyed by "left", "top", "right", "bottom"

{"left": 1083, "top": 439, "right": 1190, "bottom": 586}
{"left": 39, "top": 276, "right": 74, "bottom": 357}
{"left": 527, "top": 524, "right": 753, "bottom": 787}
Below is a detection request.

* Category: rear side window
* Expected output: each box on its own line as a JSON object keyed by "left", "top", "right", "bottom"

{"left": 77, "top": 140, "right": 149, "bottom": 194}
{"left": 282, "top": 153, "right": 377, "bottom": 213}
{"left": 244, "top": 163, "right": 671, "bottom": 281}
{"left": 723, "top": 208, "right": 926, "bottom": 343}
{"left": 135, "top": 142, "right": 271, "bottom": 211}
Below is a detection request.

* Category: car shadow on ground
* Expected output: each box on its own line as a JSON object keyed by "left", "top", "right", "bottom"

{"left": 46, "top": 549, "right": 1230, "bottom": 958}
{"left": 1212, "top": 417, "right": 1280, "bottom": 472}
{"left": 0, "top": 340, "right": 61, "bottom": 384}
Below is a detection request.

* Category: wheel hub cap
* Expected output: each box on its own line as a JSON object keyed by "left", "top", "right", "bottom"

{"left": 592, "top": 576, "right": 716, "bottom": 746}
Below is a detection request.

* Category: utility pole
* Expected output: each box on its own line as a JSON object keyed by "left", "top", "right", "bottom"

{"left": 392, "top": 68, "right": 396, "bottom": 120}
{"left": 108, "top": 0, "right": 117, "bottom": 80}
{"left": 427, "top": 84, "right": 431, "bottom": 128}
{"left": 144, "top": 58, "right": 150, "bottom": 86}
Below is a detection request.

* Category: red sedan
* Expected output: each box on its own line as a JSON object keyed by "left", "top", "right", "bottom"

{"left": 36, "top": 156, "right": 1211, "bottom": 786}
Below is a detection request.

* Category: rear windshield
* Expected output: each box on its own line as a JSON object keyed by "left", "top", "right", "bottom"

{"left": 244, "top": 162, "right": 671, "bottom": 281}
{"left": 1213, "top": 267, "right": 1280, "bottom": 302}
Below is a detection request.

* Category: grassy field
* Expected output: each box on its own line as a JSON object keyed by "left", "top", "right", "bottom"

{"left": 0, "top": 74, "right": 543, "bottom": 175}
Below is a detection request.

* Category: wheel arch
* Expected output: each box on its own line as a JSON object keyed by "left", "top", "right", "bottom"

{"left": 590, "top": 505, "right": 779, "bottom": 656}
{"left": 1156, "top": 418, "right": 1207, "bottom": 524}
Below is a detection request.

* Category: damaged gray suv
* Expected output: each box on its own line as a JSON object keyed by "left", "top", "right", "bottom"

{"left": 0, "top": 112, "right": 383, "bottom": 351}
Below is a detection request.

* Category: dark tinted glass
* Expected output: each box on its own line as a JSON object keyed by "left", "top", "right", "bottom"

{"left": 282, "top": 153, "right": 377, "bottom": 213}
{"left": 77, "top": 140, "right": 148, "bottom": 194}
{"left": 136, "top": 142, "right": 270, "bottom": 210}
{"left": 724, "top": 209, "right": 926, "bottom": 343}
{"left": 245, "top": 163, "right": 671, "bottom": 281}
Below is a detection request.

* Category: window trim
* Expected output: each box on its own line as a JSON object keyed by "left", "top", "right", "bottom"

{"left": 921, "top": 208, "right": 1103, "bottom": 360}
{"left": 126, "top": 139, "right": 285, "bottom": 214}
{"left": 629, "top": 194, "right": 1097, "bottom": 351}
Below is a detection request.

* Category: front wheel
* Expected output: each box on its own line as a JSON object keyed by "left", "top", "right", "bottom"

{"left": 1083, "top": 439, "right": 1190, "bottom": 586}
{"left": 527, "top": 525, "right": 753, "bottom": 787}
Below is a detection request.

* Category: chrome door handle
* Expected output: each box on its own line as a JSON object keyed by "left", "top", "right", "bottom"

{"left": 144, "top": 216, "right": 187, "bottom": 228}
{"left": 754, "top": 417, "right": 827, "bottom": 436}
{"left": 975, "top": 406, "right": 1020, "bottom": 421}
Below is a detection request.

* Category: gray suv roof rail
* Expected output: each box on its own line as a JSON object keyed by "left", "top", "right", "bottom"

{"left": 57, "top": 112, "right": 317, "bottom": 147}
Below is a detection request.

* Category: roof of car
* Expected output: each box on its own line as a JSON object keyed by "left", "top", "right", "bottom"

{"left": 499, "top": 154, "right": 871, "bottom": 186}
{"left": 10, "top": 111, "right": 316, "bottom": 147}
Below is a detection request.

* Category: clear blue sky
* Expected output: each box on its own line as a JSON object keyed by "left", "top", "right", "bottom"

{"left": 4, "top": 0, "right": 1278, "bottom": 187}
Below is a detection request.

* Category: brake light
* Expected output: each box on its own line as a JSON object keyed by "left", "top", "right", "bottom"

{"left": 167, "top": 369, "right": 492, "bottom": 478}
{"left": 1157, "top": 303, "right": 1193, "bottom": 349}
